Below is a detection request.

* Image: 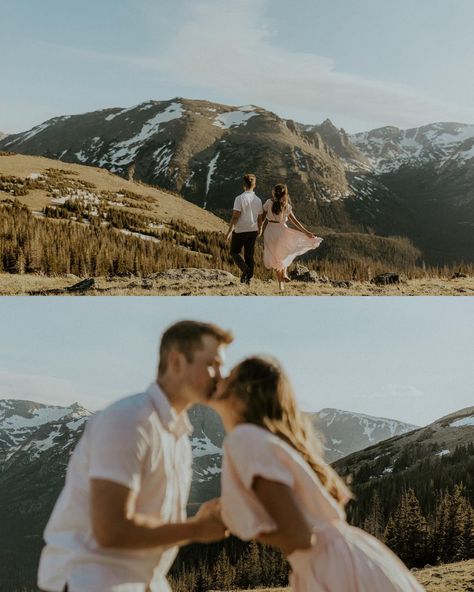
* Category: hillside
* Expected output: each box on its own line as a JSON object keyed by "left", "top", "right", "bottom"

{"left": 2, "top": 98, "right": 474, "bottom": 264}
{"left": 333, "top": 407, "right": 474, "bottom": 567}
{"left": 0, "top": 152, "right": 225, "bottom": 232}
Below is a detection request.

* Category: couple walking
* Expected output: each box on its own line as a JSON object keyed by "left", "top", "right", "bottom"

{"left": 38, "top": 320, "right": 424, "bottom": 592}
{"left": 226, "top": 174, "right": 323, "bottom": 290}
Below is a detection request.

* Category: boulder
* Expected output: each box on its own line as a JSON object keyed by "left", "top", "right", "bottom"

{"left": 289, "top": 264, "right": 329, "bottom": 283}
{"left": 66, "top": 278, "right": 95, "bottom": 292}
{"left": 371, "top": 272, "right": 401, "bottom": 285}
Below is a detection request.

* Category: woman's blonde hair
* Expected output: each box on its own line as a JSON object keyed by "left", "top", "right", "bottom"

{"left": 224, "top": 356, "right": 351, "bottom": 505}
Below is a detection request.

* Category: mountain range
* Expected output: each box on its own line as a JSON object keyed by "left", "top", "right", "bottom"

{"left": 0, "top": 399, "right": 416, "bottom": 509}
{"left": 335, "top": 405, "right": 474, "bottom": 484}
{"left": 1, "top": 98, "right": 474, "bottom": 264}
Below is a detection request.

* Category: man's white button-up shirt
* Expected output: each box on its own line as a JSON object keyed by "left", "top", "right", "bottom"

{"left": 37, "top": 382, "right": 193, "bottom": 592}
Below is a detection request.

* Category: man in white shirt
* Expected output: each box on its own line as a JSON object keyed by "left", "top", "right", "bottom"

{"left": 226, "top": 173, "right": 263, "bottom": 284}
{"left": 38, "top": 320, "right": 233, "bottom": 592}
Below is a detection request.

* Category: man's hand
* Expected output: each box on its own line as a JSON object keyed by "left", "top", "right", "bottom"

{"left": 190, "top": 498, "right": 228, "bottom": 542}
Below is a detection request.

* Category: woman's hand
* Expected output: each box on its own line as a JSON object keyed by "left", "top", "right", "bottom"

{"left": 189, "top": 498, "right": 228, "bottom": 543}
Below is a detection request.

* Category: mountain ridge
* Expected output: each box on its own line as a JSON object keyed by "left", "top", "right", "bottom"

{"left": 2, "top": 97, "right": 473, "bottom": 263}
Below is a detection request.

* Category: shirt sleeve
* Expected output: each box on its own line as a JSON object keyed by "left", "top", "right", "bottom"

{"left": 226, "top": 426, "right": 294, "bottom": 490}
{"left": 233, "top": 195, "right": 242, "bottom": 211}
{"left": 263, "top": 199, "right": 270, "bottom": 213}
{"left": 87, "top": 410, "right": 149, "bottom": 491}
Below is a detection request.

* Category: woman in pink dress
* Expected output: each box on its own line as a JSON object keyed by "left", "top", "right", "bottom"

{"left": 262, "top": 184, "right": 323, "bottom": 291}
{"left": 209, "top": 357, "right": 425, "bottom": 592}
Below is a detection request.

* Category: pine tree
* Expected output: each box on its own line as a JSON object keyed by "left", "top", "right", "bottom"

{"left": 384, "top": 489, "right": 431, "bottom": 567}
{"left": 363, "top": 491, "right": 385, "bottom": 540}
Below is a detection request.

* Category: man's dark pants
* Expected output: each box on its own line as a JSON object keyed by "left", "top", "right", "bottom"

{"left": 230, "top": 231, "right": 258, "bottom": 281}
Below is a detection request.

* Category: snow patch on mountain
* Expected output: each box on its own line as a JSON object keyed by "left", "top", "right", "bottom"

{"left": 153, "top": 144, "right": 173, "bottom": 176}
{"left": 100, "top": 102, "right": 183, "bottom": 168}
{"left": 450, "top": 416, "right": 474, "bottom": 428}
{"left": 213, "top": 110, "right": 258, "bottom": 129}
{"left": 191, "top": 435, "right": 222, "bottom": 458}
{"left": 0, "top": 405, "right": 86, "bottom": 430}
{"left": 206, "top": 152, "right": 220, "bottom": 196}
{"left": 14, "top": 122, "right": 51, "bottom": 145}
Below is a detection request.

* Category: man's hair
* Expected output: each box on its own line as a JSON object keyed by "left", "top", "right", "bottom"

{"left": 158, "top": 320, "right": 233, "bottom": 375}
{"left": 243, "top": 173, "right": 256, "bottom": 190}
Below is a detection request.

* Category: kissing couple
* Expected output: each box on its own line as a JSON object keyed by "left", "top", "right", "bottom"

{"left": 38, "top": 321, "right": 424, "bottom": 592}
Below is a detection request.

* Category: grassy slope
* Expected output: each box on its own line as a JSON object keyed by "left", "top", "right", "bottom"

{"left": 0, "top": 153, "right": 226, "bottom": 233}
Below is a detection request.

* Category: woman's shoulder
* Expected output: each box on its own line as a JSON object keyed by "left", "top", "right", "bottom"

{"left": 225, "top": 423, "right": 276, "bottom": 446}
{"left": 225, "top": 424, "right": 294, "bottom": 455}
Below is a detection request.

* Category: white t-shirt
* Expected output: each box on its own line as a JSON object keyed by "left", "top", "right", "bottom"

{"left": 233, "top": 191, "right": 263, "bottom": 233}
{"left": 37, "top": 383, "right": 193, "bottom": 592}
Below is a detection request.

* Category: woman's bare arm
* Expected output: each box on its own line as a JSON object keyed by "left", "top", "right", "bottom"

{"left": 288, "top": 211, "right": 314, "bottom": 237}
{"left": 252, "top": 477, "right": 314, "bottom": 555}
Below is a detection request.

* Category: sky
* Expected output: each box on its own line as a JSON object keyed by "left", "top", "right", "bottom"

{"left": 0, "top": 297, "right": 472, "bottom": 427}
{"left": 1, "top": 0, "right": 474, "bottom": 134}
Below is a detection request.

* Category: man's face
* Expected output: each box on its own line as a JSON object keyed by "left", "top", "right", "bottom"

{"left": 181, "top": 335, "right": 227, "bottom": 404}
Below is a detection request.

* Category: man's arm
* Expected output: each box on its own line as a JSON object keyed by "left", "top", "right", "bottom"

{"left": 226, "top": 210, "right": 241, "bottom": 241}
{"left": 91, "top": 478, "right": 226, "bottom": 549}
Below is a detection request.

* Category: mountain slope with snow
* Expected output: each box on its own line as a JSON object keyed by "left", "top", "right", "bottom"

{"left": 314, "top": 407, "right": 417, "bottom": 461}
{"left": 334, "top": 406, "right": 474, "bottom": 483}
{"left": 0, "top": 98, "right": 360, "bottom": 231}
{"left": 2, "top": 100, "right": 474, "bottom": 263}
{"left": 350, "top": 122, "right": 474, "bottom": 173}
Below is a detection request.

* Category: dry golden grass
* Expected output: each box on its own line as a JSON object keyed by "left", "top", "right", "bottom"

{"left": 0, "top": 272, "right": 473, "bottom": 296}
{"left": 0, "top": 153, "right": 226, "bottom": 232}
{"left": 238, "top": 559, "right": 474, "bottom": 591}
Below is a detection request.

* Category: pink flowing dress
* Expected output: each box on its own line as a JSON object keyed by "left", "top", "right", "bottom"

{"left": 221, "top": 424, "right": 425, "bottom": 592}
{"left": 263, "top": 199, "right": 323, "bottom": 271}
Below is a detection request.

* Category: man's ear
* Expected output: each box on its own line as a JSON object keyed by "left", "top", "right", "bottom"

{"left": 167, "top": 350, "right": 184, "bottom": 375}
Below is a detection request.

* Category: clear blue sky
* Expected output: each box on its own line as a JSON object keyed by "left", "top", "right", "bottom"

{"left": 2, "top": 0, "right": 473, "bottom": 134}
{"left": 0, "top": 297, "right": 472, "bottom": 426}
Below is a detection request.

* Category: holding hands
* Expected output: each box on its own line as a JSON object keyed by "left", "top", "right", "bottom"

{"left": 190, "top": 498, "right": 229, "bottom": 542}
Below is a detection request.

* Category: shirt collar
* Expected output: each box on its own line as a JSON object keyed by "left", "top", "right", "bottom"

{"left": 147, "top": 382, "right": 193, "bottom": 438}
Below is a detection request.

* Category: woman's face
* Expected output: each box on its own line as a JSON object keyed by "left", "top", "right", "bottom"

{"left": 208, "top": 369, "right": 247, "bottom": 425}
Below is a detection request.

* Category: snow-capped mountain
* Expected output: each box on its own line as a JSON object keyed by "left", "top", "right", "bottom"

{"left": 314, "top": 408, "right": 417, "bottom": 462}
{"left": 334, "top": 406, "right": 474, "bottom": 487}
{"left": 0, "top": 399, "right": 90, "bottom": 465}
{"left": 2, "top": 98, "right": 474, "bottom": 263}
{"left": 0, "top": 98, "right": 351, "bottom": 225}
{"left": 350, "top": 122, "right": 474, "bottom": 174}
{"left": 0, "top": 398, "right": 418, "bottom": 515}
